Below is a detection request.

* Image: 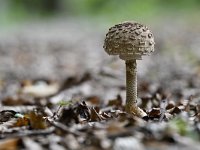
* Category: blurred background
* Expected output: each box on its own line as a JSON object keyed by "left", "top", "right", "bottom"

{"left": 0, "top": 0, "right": 200, "bottom": 98}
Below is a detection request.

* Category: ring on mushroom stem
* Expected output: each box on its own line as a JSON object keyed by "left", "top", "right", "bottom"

{"left": 103, "top": 21, "right": 155, "bottom": 117}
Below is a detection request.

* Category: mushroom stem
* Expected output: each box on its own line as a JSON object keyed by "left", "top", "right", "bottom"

{"left": 125, "top": 59, "right": 137, "bottom": 110}
{"left": 125, "top": 59, "right": 146, "bottom": 117}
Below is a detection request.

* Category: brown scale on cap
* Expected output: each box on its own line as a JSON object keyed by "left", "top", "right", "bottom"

{"left": 103, "top": 21, "right": 155, "bottom": 118}
{"left": 104, "top": 21, "right": 155, "bottom": 60}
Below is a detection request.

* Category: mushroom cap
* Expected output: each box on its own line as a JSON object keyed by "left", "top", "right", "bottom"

{"left": 103, "top": 21, "right": 155, "bottom": 60}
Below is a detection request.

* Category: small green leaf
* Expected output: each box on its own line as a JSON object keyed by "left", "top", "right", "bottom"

{"left": 57, "top": 100, "right": 72, "bottom": 107}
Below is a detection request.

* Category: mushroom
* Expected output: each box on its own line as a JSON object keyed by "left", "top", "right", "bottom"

{"left": 103, "top": 21, "right": 155, "bottom": 117}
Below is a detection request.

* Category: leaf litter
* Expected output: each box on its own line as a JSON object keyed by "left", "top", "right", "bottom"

{"left": 0, "top": 70, "right": 199, "bottom": 150}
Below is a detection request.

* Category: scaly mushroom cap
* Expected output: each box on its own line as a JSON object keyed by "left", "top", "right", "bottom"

{"left": 103, "top": 21, "right": 155, "bottom": 60}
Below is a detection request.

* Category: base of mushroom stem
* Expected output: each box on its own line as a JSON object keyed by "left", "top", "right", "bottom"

{"left": 125, "top": 104, "right": 147, "bottom": 118}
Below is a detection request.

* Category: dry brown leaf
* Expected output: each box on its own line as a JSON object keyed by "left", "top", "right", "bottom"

{"left": 28, "top": 111, "right": 47, "bottom": 129}
{"left": 148, "top": 108, "right": 161, "bottom": 118}
{"left": 14, "top": 117, "right": 29, "bottom": 127}
{"left": 0, "top": 138, "right": 20, "bottom": 150}
{"left": 86, "top": 96, "right": 101, "bottom": 106}
{"left": 0, "top": 110, "right": 16, "bottom": 122}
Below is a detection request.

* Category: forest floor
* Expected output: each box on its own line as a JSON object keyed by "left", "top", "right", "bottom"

{"left": 0, "top": 18, "right": 200, "bottom": 150}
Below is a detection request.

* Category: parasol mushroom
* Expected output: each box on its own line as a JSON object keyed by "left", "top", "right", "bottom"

{"left": 103, "top": 21, "right": 155, "bottom": 117}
